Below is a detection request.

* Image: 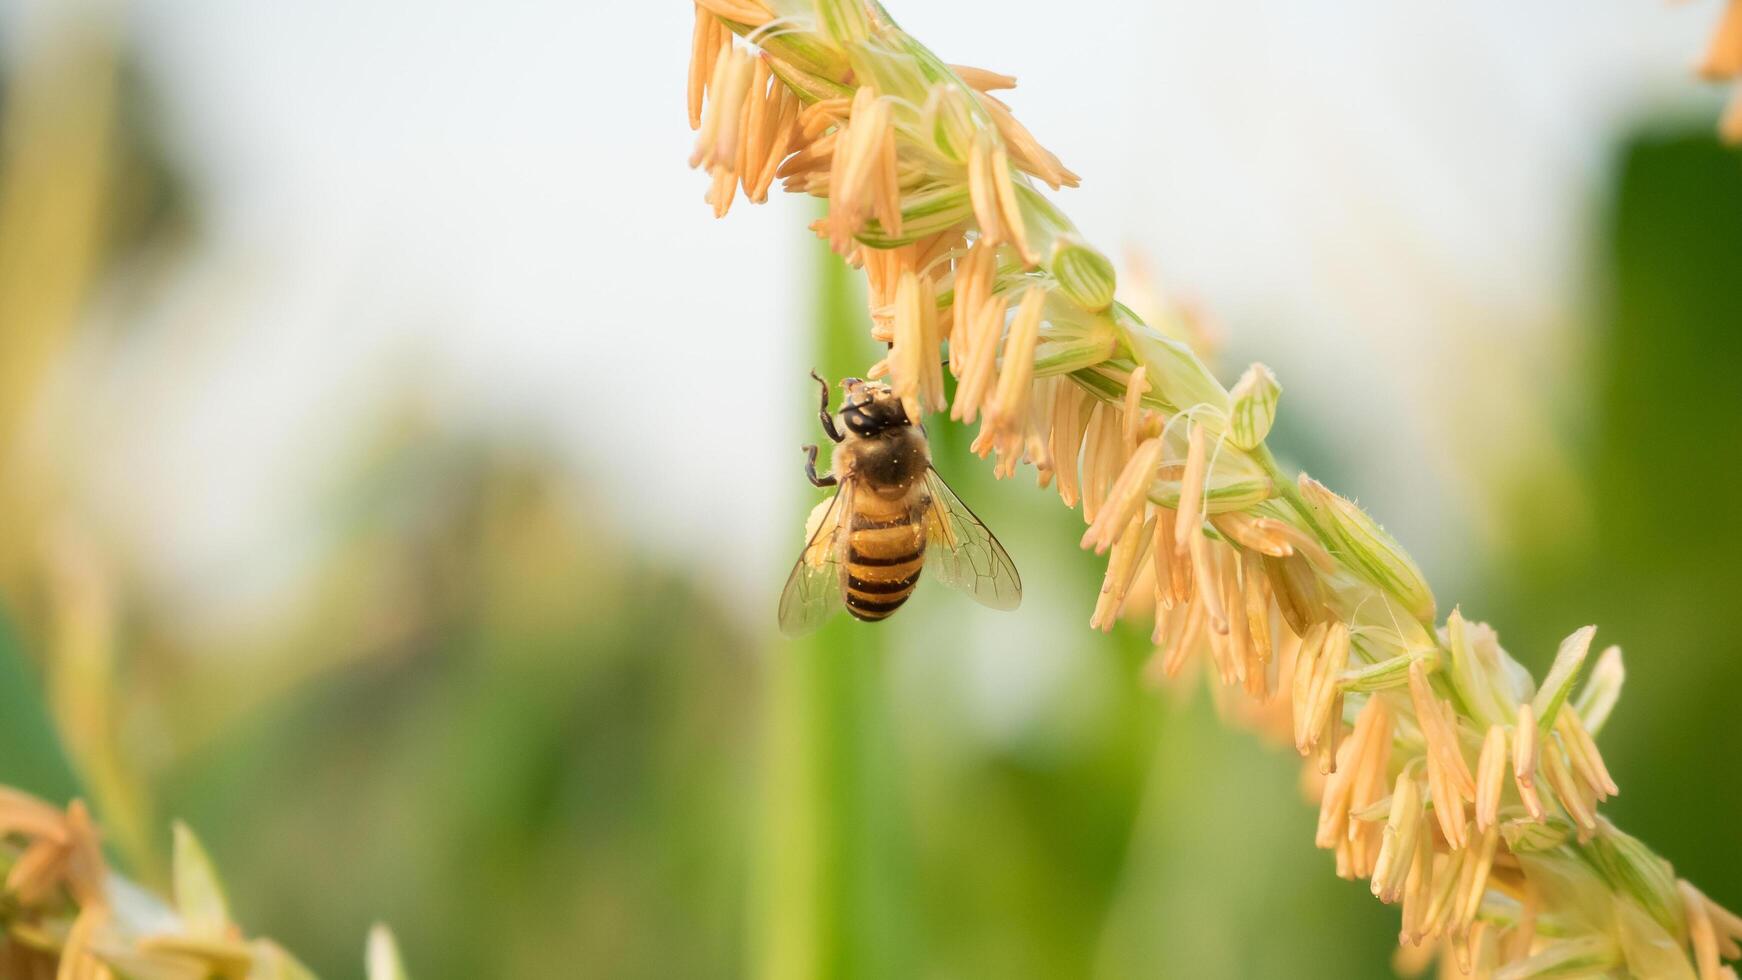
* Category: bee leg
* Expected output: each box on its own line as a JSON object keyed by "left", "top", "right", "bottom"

{"left": 811, "top": 369, "right": 844, "bottom": 443}
{"left": 803, "top": 444, "right": 837, "bottom": 487}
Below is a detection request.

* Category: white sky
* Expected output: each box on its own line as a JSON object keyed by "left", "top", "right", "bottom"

{"left": 1, "top": 0, "right": 1724, "bottom": 624}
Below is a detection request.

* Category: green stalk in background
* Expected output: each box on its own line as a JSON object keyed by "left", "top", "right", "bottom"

{"left": 1483, "top": 129, "right": 1742, "bottom": 927}
{"left": 754, "top": 224, "right": 918, "bottom": 980}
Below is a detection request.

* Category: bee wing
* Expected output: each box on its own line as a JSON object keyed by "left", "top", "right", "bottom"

{"left": 920, "top": 468, "right": 1022, "bottom": 611}
{"left": 777, "top": 483, "right": 850, "bottom": 636}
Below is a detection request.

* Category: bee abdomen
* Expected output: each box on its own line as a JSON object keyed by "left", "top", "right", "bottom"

{"left": 844, "top": 572, "right": 920, "bottom": 620}
{"left": 844, "top": 512, "right": 925, "bottom": 622}
{"left": 845, "top": 568, "right": 921, "bottom": 620}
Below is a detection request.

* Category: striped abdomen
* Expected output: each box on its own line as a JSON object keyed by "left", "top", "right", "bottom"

{"left": 843, "top": 502, "right": 926, "bottom": 622}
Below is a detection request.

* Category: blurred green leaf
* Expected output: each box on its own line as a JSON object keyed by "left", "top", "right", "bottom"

{"left": 1486, "top": 130, "right": 1742, "bottom": 914}
{"left": 173, "top": 821, "right": 232, "bottom": 938}
{"left": 156, "top": 440, "right": 758, "bottom": 980}
{"left": 754, "top": 222, "right": 919, "bottom": 980}
{"left": 0, "top": 615, "right": 80, "bottom": 802}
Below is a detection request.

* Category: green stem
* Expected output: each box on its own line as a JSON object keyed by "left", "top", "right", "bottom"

{"left": 1250, "top": 444, "right": 1332, "bottom": 555}
{"left": 1252, "top": 444, "right": 1442, "bottom": 641}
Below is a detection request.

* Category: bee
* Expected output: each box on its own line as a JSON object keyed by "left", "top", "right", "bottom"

{"left": 778, "top": 372, "right": 1021, "bottom": 635}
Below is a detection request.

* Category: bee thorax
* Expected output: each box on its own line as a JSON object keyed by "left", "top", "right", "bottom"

{"left": 841, "top": 427, "right": 929, "bottom": 495}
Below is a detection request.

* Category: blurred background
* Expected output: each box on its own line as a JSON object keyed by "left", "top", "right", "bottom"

{"left": 0, "top": 0, "right": 1737, "bottom": 977}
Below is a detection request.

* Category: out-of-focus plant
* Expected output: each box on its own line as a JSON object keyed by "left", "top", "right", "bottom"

{"left": 754, "top": 220, "right": 920, "bottom": 980}
{"left": 0, "top": 786, "right": 406, "bottom": 979}
{"left": 138, "top": 411, "right": 761, "bottom": 979}
{"left": 682, "top": 2, "right": 1742, "bottom": 975}
{"left": 1478, "top": 125, "right": 1742, "bottom": 971}
{"left": 0, "top": 14, "right": 189, "bottom": 900}
{"left": 1, "top": 18, "right": 760, "bottom": 975}
{"left": 0, "top": 16, "right": 414, "bottom": 977}
{"left": 0, "top": 14, "right": 191, "bottom": 884}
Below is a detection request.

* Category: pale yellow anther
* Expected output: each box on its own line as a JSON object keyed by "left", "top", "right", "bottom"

{"left": 1081, "top": 436, "right": 1165, "bottom": 555}
{"left": 1121, "top": 366, "right": 1150, "bottom": 448}
{"left": 1188, "top": 514, "right": 1227, "bottom": 635}
{"left": 1241, "top": 552, "right": 1274, "bottom": 666}
{"left": 1513, "top": 703, "right": 1545, "bottom": 820}
{"left": 1371, "top": 770, "right": 1422, "bottom": 904}
{"left": 1291, "top": 622, "right": 1330, "bottom": 751}
{"left": 966, "top": 131, "right": 1003, "bottom": 247}
{"left": 1474, "top": 724, "right": 1506, "bottom": 833}
{"left": 1212, "top": 511, "right": 1294, "bottom": 558}
{"left": 1172, "top": 422, "right": 1208, "bottom": 565}
{"left": 1298, "top": 621, "right": 1349, "bottom": 756}
{"left": 1684, "top": 880, "right": 1723, "bottom": 980}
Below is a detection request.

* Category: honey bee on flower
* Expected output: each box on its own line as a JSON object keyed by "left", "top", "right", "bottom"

{"left": 778, "top": 373, "right": 1019, "bottom": 634}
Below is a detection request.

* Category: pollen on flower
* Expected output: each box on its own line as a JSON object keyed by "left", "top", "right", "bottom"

{"left": 1512, "top": 702, "right": 1546, "bottom": 821}
{"left": 1048, "top": 382, "right": 1090, "bottom": 508}
{"left": 1407, "top": 659, "right": 1475, "bottom": 848}
{"left": 952, "top": 291, "right": 1005, "bottom": 426}
{"left": 694, "top": 0, "right": 775, "bottom": 28}
{"left": 1372, "top": 767, "right": 1423, "bottom": 904}
{"left": 1292, "top": 621, "right": 1348, "bottom": 757}
{"left": 979, "top": 93, "right": 1080, "bottom": 191}
{"left": 1120, "top": 365, "right": 1152, "bottom": 447}
{"left": 1474, "top": 724, "right": 1506, "bottom": 832}
{"left": 887, "top": 270, "right": 946, "bottom": 421}
{"left": 1081, "top": 436, "right": 1164, "bottom": 555}
{"left": 1074, "top": 404, "right": 1115, "bottom": 524}
{"left": 948, "top": 64, "right": 1017, "bottom": 93}
{"left": 972, "top": 285, "right": 1047, "bottom": 477}
{"left": 1090, "top": 511, "right": 1152, "bottom": 632}
{"left": 1172, "top": 422, "right": 1208, "bottom": 564}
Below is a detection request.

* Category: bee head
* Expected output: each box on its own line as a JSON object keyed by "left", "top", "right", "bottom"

{"left": 839, "top": 378, "right": 911, "bottom": 438}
